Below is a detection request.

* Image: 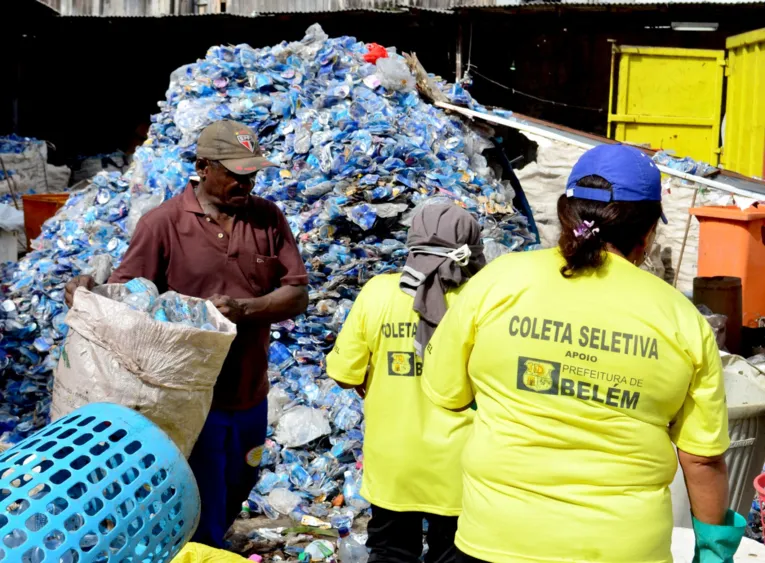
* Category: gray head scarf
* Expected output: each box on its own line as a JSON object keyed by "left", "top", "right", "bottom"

{"left": 400, "top": 202, "right": 486, "bottom": 357}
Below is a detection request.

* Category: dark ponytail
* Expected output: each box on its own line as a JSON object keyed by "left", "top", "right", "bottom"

{"left": 557, "top": 175, "right": 663, "bottom": 278}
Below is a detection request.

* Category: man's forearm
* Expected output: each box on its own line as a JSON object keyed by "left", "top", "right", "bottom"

{"left": 678, "top": 449, "right": 729, "bottom": 525}
{"left": 239, "top": 285, "right": 308, "bottom": 324}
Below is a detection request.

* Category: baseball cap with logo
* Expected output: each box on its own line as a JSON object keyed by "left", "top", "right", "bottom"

{"left": 197, "top": 119, "right": 276, "bottom": 174}
{"left": 566, "top": 144, "right": 667, "bottom": 223}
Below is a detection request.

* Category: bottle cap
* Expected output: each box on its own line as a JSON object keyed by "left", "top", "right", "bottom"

{"left": 338, "top": 526, "right": 350, "bottom": 537}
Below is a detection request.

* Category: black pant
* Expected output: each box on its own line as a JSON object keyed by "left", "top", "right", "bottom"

{"left": 367, "top": 505, "right": 458, "bottom": 563}
{"left": 455, "top": 548, "right": 489, "bottom": 563}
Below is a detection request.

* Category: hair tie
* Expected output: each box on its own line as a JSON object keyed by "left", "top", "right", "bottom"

{"left": 573, "top": 220, "right": 600, "bottom": 240}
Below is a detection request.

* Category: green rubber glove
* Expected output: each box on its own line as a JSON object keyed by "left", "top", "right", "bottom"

{"left": 692, "top": 509, "right": 747, "bottom": 563}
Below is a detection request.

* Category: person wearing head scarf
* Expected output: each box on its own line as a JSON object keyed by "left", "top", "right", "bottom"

{"left": 327, "top": 202, "right": 486, "bottom": 563}
{"left": 422, "top": 145, "right": 741, "bottom": 563}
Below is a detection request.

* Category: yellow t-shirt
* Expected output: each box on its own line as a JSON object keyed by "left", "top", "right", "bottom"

{"left": 422, "top": 248, "right": 729, "bottom": 563}
{"left": 171, "top": 543, "right": 247, "bottom": 563}
{"left": 327, "top": 273, "right": 474, "bottom": 515}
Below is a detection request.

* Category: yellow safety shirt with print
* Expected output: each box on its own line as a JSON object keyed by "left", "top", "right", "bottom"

{"left": 327, "top": 273, "right": 474, "bottom": 515}
{"left": 422, "top": 248, "right": 729, "bottom": 563}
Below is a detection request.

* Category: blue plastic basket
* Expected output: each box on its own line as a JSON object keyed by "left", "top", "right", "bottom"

{"left": 0, "top": 403, "right": 200, "bottom": 563}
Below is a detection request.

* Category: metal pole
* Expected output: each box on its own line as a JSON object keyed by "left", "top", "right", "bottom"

{"left": 0, "top": 156, "right": 21, "bottom": 210}
{"left": 673, "top": 187, "right": 699, "bottom": 288}
{"left": 455, "top": 21, "right": 463, "bottom": 82}
{"left": 39, "top": 144, "right": 50, "bottom": 193}
{"left": 435, "top": 101, "right": 765, "bottom": 200}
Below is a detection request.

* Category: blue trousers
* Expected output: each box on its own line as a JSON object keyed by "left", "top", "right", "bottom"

{"left": 188, "top": 399, "right": 268, "bottom": 548}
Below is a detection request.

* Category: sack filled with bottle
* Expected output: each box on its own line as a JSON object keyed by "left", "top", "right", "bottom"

{"left": 52, "top": 278, "right": 237, "bottom": 456}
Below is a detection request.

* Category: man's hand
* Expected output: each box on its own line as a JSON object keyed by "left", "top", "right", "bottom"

{"left": 65, "top": 275, "right": 96, "bottom": 308}
{"left": 209, "top": 294, "right": 246, "bottom": 324}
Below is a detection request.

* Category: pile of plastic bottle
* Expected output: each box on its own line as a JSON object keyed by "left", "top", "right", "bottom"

{"left": 0, "top": 135, "right": 44, "bottom": 204}
{"left": 0, "top": 24, "right": 534, "bottom": 526}
{"left": 653, "top": 150, "right": 718, "bottom": 178}
{"left": 117, "top": 277, "right": 220, "bottom": 330}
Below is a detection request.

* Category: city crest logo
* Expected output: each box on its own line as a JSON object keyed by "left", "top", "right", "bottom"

{"left": 517, "top": 357, "right": 560, "bottom": 395}
{"left": 388, "top": 352, "right": 415, "bottom": 376}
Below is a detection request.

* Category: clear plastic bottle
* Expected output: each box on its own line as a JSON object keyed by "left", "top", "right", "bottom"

{"left": 337, "top": 527, "right": 368, "bottom": 563}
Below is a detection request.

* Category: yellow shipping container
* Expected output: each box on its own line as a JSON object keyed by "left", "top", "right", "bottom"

{"left": 608, "top": 27, "right": 765, "bottom": 179}
{"left": 608, "top": 46, "right": 725, "bottom": 166}
{"left": 722, "top": 28, "right": 765, "bottom": 179}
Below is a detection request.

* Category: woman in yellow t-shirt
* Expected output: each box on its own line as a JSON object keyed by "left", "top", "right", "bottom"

{"left": 328, "top": 203, "right": 483, "bottom": 563}
{"left": 422, "top": 144, "right": 744, "bottom": 563}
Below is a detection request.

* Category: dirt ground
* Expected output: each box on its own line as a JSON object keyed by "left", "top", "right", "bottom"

{"left": 227, "top": 513, "right": 371, "bottom": 561}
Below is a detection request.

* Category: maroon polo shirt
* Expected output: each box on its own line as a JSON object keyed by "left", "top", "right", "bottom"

{"left": 109, "top": 182, "right": 308, "bottom": 410}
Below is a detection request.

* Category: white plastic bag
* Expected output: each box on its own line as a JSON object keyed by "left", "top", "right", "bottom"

{"left": 274, "top": 406, "right": 331, "bottom": 447}
{"left": 376, "top": 57, "right": 415, "bottom": 92}
{"left": 698, "top": 304, "right": 728, "bottom": 350}
{"left": 267, "top": 386, "right": 292, "bottom": 426}
{"left": 268, "top": 488, "right": 302, "bottom": 515}
{"left": 0, "top": 203, "right": 23, "bottom": 232}
{"left": 52, "top": 284, "right": 237, "bottom": 457}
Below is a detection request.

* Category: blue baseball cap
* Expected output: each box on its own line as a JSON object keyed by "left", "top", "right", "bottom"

{"left": 566, "top": 144, "right": 667, "bottom": 223}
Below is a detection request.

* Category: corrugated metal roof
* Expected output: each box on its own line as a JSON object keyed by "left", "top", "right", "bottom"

{"left": 238, "top": 0, "right": 463, "bottom": 13}
{"left": 490, "top": 0, "right": 765, "bottom": 5}
{"left": 404, "top": 0, "right": 494, "bottom": 6}
{"left": 45, "top": 0, "right": 765, "bottom": 15}
{"left": 0, "top": 0, "right": 58, "bottom": 16}
{"left": 54, "top": 0, "right": 416, "bottom": 15}
{"left": 8, "top": 0, "right": 61, "bottom": 16}
{"left": 36, "top": 0, "right": 62, "bottom": 13}
{"left": 236, "top": 0, "right": 400, "bottom": 13}
{"left": 241, "top": 0, "right": 765, "bottom": 13}
{"left": 56, "top": 0, "right": 195, "bottom": 16}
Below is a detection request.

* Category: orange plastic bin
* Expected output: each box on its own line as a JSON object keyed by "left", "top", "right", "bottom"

{"left": 690, "top": 205, "right": 765, "bottom": 327}
{"left": 21, "top": 193, "right": 70, "bottom": 251}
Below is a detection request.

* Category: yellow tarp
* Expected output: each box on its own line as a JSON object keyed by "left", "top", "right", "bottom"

{"left": 172, "top": 543, "right": 249, "bottom": 563}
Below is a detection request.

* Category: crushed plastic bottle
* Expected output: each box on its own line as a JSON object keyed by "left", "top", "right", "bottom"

{"left": 303, "top": 540, "right": 335, "bottom": 561}
{"left": 107, "top": 278, "right": 220, "bottom": 331}
{"left": 268, "top": 487, "right": 303, "bottom": 516}
{"left": 337, "top": 527, "right": 369, "bottom": 563}
{"left": 122, "top": 277, "right": 159, "bottom": 312}
{"left": 304, "top": 540, "right": 336, "bottom": 562}
{"left": 0, "top": 25, "right": 535, "bottom": 518}
{"left": 652, "top": 151, "right": 718, "bottom": 178}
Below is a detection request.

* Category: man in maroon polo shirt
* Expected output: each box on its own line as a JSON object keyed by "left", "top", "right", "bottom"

{"left": 65, "top": 119, "right": 309, "bottom": 547}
